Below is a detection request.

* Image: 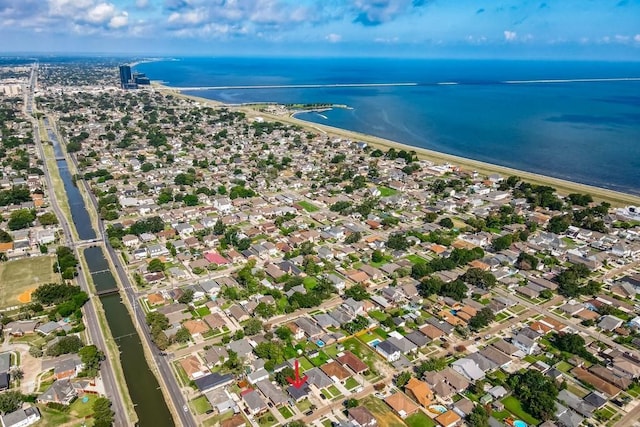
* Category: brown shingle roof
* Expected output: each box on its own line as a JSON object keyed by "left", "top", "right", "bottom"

{"left": 320, "top": 361, "right": 351, "bottom": 380}
{"left": 384, "top": 393, "right": 419, "bottom": 417}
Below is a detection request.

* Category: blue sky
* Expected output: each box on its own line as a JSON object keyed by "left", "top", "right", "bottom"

{"left": 1, "top": 0, "right": 639, "bottom": 58}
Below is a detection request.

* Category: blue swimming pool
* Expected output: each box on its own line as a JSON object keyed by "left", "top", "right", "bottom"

{"left": 316, "top": 340, "right": 325, "bottom": 348}
{"left": 369, "top": 338, "right": 381, "bottom": 348}
{"left": 513, "top": 420, "right": 527, "bottom": 427}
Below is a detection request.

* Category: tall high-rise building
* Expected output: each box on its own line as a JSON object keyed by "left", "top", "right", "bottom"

{"left": 119, "top": 65, "right": 132, "bottom": 89}
{"left": 119, "top": 65, "right": 140, "bottom": 89}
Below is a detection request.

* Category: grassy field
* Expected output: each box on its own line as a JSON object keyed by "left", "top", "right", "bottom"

{"left": 279, "top": 406, "right": 294, "bottom": 419}
{"left": 190, "top": 395, "right": 213, "bottom": 415}
{"left": 405, "top": 411, "right": 436, "bottom": 427}
{"left": 361, "top": 396, "right": 407, "bottom": 427}
{"left": 0, "top": 256, "right": 57, "bottom": 308}
{"left": 378, "top": 186, "right": 399, "bottom": 197}
{"left": 298, "top": 200, "right": 320, "bottom": 212}
{"left": 69, "top": 394, "right": 99, "bottom": 418}
{"left": 501, "top": 396, "right": 540, "bottom": 426}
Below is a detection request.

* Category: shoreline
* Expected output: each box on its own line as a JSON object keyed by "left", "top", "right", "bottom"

{"left": 152, "top": 83, "right": 640, "bottom": 207}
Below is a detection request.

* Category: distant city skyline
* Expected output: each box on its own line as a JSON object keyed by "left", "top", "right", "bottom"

{"left": 1, "top": 0, "right": 640, "bottom": 59}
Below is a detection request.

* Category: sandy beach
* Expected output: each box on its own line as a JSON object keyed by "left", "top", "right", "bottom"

{"left": 153, "top": 83, "right": 640, "bottom": 207}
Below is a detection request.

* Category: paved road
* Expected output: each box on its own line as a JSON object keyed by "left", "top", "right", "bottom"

{"left": 27, "top": 66, "right": 129, "bottom": 426}
{"left": 493, "top": 287, "right": 639, "bottom": 356}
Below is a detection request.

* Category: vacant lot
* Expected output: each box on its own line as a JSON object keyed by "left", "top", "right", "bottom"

{"left": 362, "top": 396, "right": 406, "bottom": 427}
{"left": 0, "top": 256, "right": 57, "bottom": 308}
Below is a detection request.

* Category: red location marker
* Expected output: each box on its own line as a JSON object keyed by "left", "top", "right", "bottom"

{"left": 286, "top": 359, "right": 309, "bottom": 389}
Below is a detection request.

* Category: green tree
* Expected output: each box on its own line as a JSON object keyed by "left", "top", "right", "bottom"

{"left": 38, "top": 212, "right": 59, "bottom": 226}
{"left": 243, "top": 318, "right": 263, "bottom": 336}
{"left": 148, "top": 258, "right": 165, "bottom": 272}
{"left": 93, "top": 397, "right": 115, "bottom": 427}
{"left": 79, "top": 345, "right": 105, "bottom": 377}
{"left": 174, "top": 327, "right": 191, "bottom": 344}
{"left": 386, "top": 232, "right": 410, "bottom": 250}
{"left": 46, "top": 335, "right": 83, "bottom": 357}
{"left": 507, "top": 370, "right": 558, "bottom": 421}
{"left": 0, "top": 229, "right": 11, "bottom": 243}
{"left": 345, "top": 398, "right": 359, "bottom": 409}
{"left": 344, "top": 284, "right": 370, "bottom": 301}
{"left": 275, "top": 326, "right": 293, "bottom": 341}
{"left": 8, "top": 209, "right": 36, "bottom": 230}
{"left": 0, "top": 391, "right": 25, "bottom": 413}
{"left": 467, "top": 404, "right": 489, "bottom": 427}
{"left": 178, "top": 288, "right": 194, "bottom": 304}
{"left": 439, "top": 217, "right": 454, "bottom": 229}
{"left": 395, "top": 371, "right": 412, "bottom": 388}
{"left": 371, "top": 250, "right": 384, "bottom": 263}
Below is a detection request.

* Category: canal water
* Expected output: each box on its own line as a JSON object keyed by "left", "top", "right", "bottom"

{"left": 47, "top": 121, "right": 174, "bottom": 426}
{"left": 45, "top": 118, "right": 96, "bottom": 241}
{"left": 84, "top": 247, "right": 174, "bottom": 427}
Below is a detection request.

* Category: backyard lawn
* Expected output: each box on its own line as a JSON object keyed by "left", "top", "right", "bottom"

{"left": 501, "top": 396, "right": 540, "bottom": 426}
{"left": 0, "top": 255, "right": 57, "bottom": 308}
{"left": 257, "top": 412, "right": 278, "bottom": 427}
{"left": 69, "top": 394, "right": 99, "bottom": 418}
{"left": 190, "top": 395, "right": 213, "bottom": 415}
{"left": 298, "top": 200, "right": 320, "bottom": 212}
{"left": 369, "top": 310, "right": 388, "bottom": 322}
{"left": 378, "top": 186, "right": 399, "bottom": 197}
{"left": 345, "top": 377, "right": 360, "bottom": 390}
{"left": 309, "top": 351, "right": 331, "bottom": 367}
{"left": 406, "top": 254, "right": 427, "bottom": 264}
{"left": 405, "top": 411, "right": 436, "bottom": 427}
{"left": 299, "top": 357, "right": 314, "bottom": 372}
{"left": 279, "top": 406, "right": 294, "bottom": 419}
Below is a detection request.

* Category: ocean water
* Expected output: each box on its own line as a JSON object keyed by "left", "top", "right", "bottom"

{"left": 136, "top": 58, "right": 640, "bottom": 195}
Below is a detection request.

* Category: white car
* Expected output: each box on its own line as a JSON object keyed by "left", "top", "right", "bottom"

{"left": 183, "top": 405, "right": 189, "bottom": 412}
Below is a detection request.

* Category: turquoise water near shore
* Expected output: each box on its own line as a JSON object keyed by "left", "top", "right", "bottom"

{"left": 137, "top": 58, "right": 640, "bottom": 194}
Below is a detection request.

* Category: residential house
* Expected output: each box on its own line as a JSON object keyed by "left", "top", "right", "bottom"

{"left": 256, "top": 379, "right": 288, "bottom": 407}
{"left": 194, "top": 373, "right": 234, "bottom": 393}
{"left": 0, "top": 407, "right": 41, "bottom": 427}
{"left": 320, "top": 361, "right": 351, "bottom": 383}
{"left": 405, "top": 378, "right": 433, "bottom": 407}
{"left": 242, "top": 390, "right": 268, "bottom": 415}
{"left": 435, "top": 411, "right": 462, "bottom": 427}
{"left": 337, "top": 351, "right": 369, "bottom": 375}
{"left": 384, "top": 392, "right": 419, "bottom": 418}
{"left": 179, "top": 355, "right": 209, "bottom": 380}
{"left": 205, "top": 388, "right": 237, "bottom": 414}
{"left": 37, "top": 380, "right": 77, "bottom": 405}
{"left": 452, "top": 358, "right": 485, "bottom": 381}
{"left": 202, "top": 346, "right": 228, "bottom": 368}
{"left": 247, "top": 368, "right": 270, "bottom": 385}
{"left": 375, "top": 340, "right": 401, "bottom": 362}
{"left": 53, "top": 355, "right": 84, "bottom": 380}
{"left": 348, "top": 407, "right": 378, "bottom": 427}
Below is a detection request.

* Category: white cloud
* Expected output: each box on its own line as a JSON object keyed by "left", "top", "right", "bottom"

{"left": 109, "top": 13, "right": 128, "bottom": 29}
{"left": 503, "top": 30, "right": 517, "bottom": 41}
{"left": 135, "top": 0, "right": 149, "bottom": 8}
{"left": 325, "top": 33, "right": 341, "bottom": 43}
{"left": 635, "top": 34, "right": 640, "bottom": 42}
{"left": 86, "top": 3, "right": 116, "bottom": 23}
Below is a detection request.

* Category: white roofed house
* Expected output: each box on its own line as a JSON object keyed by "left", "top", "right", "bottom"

{"left": 452, "top": 358, "right": 485, "bottom": 382}
{"left": 375, "top": 340, "right": 401, "bottom": 362}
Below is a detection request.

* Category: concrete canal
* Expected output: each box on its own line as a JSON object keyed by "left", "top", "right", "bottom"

{"left": 47, "top": 121, "right": 174, "bottom": 426}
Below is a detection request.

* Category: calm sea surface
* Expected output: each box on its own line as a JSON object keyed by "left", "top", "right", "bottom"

{"left": 137, "top": 58, "right": 640, "bottom": 195}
